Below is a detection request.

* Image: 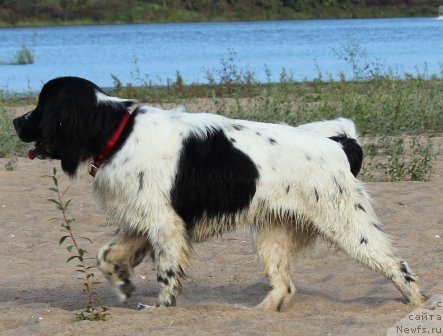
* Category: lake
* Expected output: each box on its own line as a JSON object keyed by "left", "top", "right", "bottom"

{"left": 0, "top": 17, "right": 442, "bottom": 93}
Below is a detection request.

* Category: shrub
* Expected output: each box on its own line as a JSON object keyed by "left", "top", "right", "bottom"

{"left": 13, "top": 44, "right": 34, "bottom": 65}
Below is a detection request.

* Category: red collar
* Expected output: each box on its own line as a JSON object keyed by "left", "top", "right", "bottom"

{"left": 89, "top": 111, "right": 131, "bottom": 177}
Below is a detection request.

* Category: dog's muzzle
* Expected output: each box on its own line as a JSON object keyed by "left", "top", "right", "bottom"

{"left": 27, "top": 140, "right": 56, "bottom": 160}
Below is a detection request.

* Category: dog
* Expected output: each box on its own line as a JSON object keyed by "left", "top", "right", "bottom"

{"left": 13, "top": 76, "right": 426, "bottom": 311}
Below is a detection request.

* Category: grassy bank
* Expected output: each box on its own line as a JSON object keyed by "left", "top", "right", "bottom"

{"left": 1, "top": 64, "right": 442, "bottom": 181}
{"left": 0, "top": 0, "right": 441, "bottom": 27}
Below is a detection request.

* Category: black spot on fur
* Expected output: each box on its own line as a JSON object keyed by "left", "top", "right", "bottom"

{"left": 178, "top": 265, "right": 186, "bottom": 278}
{"left": 256, "top": 132, "right": 261, "bottom": 136}
{"left": 230, "top": 138, "right": 236, "bottom": 143}
{"left": 404, "top": 275, "right": 415, "bottom": 283}
{"left": 314, "top": 188, "right": 319, "bottom": 202}
{"left": 138, "top": 171, "right": 144, "bottom": 193}
{"left": 355, "top": 203, "right": 365, "bottom": 212}
{"left": 400, "top": 262, "right": 408, "bottom": 274}
{"left": 122, "top": 156, "right": 130, "bottom": 165}
{"left": 286, "top": 185, "right": 290, "bottom": 194}
{"left": 166, "top": 269, "right": 175, "bottom": 278}
{"left": 276, "top": 298, "right": 285, "bottom": 312}
{"left": 170, "top": 128, "right": 259, "bottom": 233}
{"left": 305, "top": 154, "right": 312, "bottom": 161}
{"left": 268, "top": 138, "right": 277, "bottom": 145}
{"left": 333, "top": 177, "right": 343, "bottom": 194}
{"left": 360, "top": 237, "right": 368, "bottom": 245}
{"left": 328, "top": 134, "right": 363, "bottom": 177}
{"left": 287, "top": 287, "right": 292, "bottom": 294}
{"left": 373, "top": 222, "right": 384, "bottom": 232}
{"left": 400, "top": 261, "right": 415, "bottom": 283}
{"left": 157, "top": 275, "right": 169, "bottom": 286}
{"left": 232, "top": 124, "right": 244, "bottom": 131}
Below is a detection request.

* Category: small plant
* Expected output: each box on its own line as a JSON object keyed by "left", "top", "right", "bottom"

{"left": 362, "top": 135, "right": 435, "bottom": 182}
{"left": 382, "top": 137, "right": 407, "bottom": 181}
{"left": 206, "top": 49, "right": 256, "bottom": 89}
{"left": 111, "top": 74, "right": 123, "bottom": 97}
{"left": 407, "top": 135, "right": 434, "bottom": 181}
{"left": 13, "top": 44, "right": 34, "bottom": 65}
{"left": 45, "top": 168, "right": 109, "bottom": 322}
{"left": 334, "top": 42, "right": 385, "bottom": 81}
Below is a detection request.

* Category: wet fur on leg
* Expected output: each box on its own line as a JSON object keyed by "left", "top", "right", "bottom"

{"left": 97, "top": 231, "right": 150, "bottom": 302}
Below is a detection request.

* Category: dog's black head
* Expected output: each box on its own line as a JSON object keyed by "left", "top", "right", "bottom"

{"left": 13, "top": 76, "right": 135, "bottom": 176}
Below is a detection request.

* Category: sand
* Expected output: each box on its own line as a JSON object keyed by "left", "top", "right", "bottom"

{"left": 0, "top": 151, "right": 442, "bottom": 335}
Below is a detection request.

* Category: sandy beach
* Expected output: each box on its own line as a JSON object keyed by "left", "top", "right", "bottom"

{"left": 0, "top": 148, "right": 442, "bottom": 335}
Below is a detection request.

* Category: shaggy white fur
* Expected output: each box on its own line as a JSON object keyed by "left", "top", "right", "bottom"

{"left": 93, "top": 103, "right": 425, "bottom": 310}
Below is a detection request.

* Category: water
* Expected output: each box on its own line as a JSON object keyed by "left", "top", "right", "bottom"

{"left": 0, "top": 17, "right": 442, "bottom": 93}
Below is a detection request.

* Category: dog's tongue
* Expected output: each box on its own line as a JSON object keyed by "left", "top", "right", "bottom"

{"left": 28, "top": 148, "right": 37, "bottom": 160}
{"left": 28, "top": 145, "right": 47, "bottom": 160}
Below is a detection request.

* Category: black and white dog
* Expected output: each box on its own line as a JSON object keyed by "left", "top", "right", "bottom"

{"left": 13, "top": 76, "right": 426, "bottom": 311}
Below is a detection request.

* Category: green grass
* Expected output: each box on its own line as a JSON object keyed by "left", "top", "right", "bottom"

{"left": 0, "top": 93, "right": 36, "bottom": 160}
{"left": 0, "top": 109, "right": 30, "bottom": 158}
{"left": 12, "top": 45, "right": 34, "bottom": 65}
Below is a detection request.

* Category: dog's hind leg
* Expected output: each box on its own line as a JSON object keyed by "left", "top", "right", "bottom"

{"left": 253, "top": 226, "right": 296, "bottom": 312}
{"left": 313, "top": 181, "right": 427, "bottom": 305}
{"left": 97, "top": 230, "right": 151, "bottom": 302}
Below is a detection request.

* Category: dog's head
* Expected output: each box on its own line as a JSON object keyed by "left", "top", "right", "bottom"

{"left": 13, "top": 76, "right": 135, "bottom": 176}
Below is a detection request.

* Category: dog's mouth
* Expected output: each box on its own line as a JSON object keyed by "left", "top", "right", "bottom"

{"left": 28, "top": 140, "right": 56, "bottom": 160}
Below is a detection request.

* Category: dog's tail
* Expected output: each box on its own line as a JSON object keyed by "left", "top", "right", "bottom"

{"left": 297, "top": 117, "right": 359, "bottom": 140}
{"left": 298, "top": 118, "right": 362, "bottom": 177}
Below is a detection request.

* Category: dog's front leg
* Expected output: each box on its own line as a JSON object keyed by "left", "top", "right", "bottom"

{"left": 97, "top": 230, "right": 151, "bottom": 302}
{"left": 150, "top": 214, "right": 192, "bottom": 307}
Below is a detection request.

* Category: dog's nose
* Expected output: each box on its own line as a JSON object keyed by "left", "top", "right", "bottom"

{"left": 13, "top": 112, "right": 36, "bottom": 142}
{"left": 13, "top": 116, "right": 22, "bottom": 132}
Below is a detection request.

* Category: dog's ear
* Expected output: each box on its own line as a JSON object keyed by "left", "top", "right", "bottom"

{"left": 94, "top": 97, "right": 135, "bottom": 131}
{"left": 122, "top": 99, "right": 137, "bottom": 109}
{"left": 95, "top": 91, "right": 137, "bottom": 110}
